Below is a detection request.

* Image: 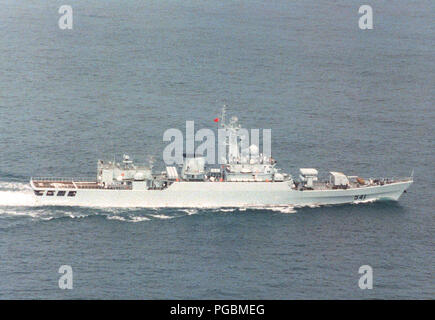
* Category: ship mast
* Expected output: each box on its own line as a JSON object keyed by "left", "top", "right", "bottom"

{"left": 220, "top": 104, "right": 226, "bottom": 127}
{"left": 219, "top": 105, "right": 243, "bottom": 164}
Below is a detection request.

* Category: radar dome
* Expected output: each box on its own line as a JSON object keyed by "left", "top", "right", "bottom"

{"left": 249, "top": 144, "right": 259, "bottom": 154}
{"left": 134, "top": 172, "right": 145, "bottom": 181}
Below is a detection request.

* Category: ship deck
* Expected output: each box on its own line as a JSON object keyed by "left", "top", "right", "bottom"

{"left": 294, "top": 178, "right": 412, "bottom": 191}
{"left": 30, "top": 177, "right": 412, "bottom": 191}
{"left": 31, "top": 178, "right": 131, "bottom": 190}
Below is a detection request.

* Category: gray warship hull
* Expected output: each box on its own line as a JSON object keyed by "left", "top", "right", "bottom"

{"left": 30, "top": 179, "right": 412, "bottom": 208}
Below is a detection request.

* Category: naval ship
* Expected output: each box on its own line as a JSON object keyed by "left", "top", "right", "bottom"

{"left": 30, "top": 111, "right": 413, "bottom": 208}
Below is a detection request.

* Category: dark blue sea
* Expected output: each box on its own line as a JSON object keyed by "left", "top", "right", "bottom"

{"left": 0, "top": 0, "right": 433, "bottom": 299}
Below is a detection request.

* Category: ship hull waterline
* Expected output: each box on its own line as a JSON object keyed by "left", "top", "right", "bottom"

{"left": 31, "top": 180, "right": 412, "bottom": 208}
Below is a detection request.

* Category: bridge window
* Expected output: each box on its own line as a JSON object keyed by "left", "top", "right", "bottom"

{"left": 34, "top": 190, "right": 44, "bottom": 196}
{"left": 57, "top": 191, "right": 66, "bottom": 196}
{"left": 67, "top": 191, "right": 76, "bottom": 197}
{"left": 46, "top": 190, "right": 55, "bottom": 196}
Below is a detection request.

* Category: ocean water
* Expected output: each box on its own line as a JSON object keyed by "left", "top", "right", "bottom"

{"left": 0, "top": 0, "right": 434, "bottom": 299}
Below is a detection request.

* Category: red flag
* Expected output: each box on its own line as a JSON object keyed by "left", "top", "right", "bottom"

{"left": 214, "top": 118, "right": 219, "bottom": 122}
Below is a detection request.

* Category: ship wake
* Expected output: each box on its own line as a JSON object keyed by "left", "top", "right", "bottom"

{"left": 0, "top": 181, "right": 36, "bottom": 207}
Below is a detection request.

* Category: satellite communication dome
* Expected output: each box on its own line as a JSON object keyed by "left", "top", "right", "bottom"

{"left": 134, "top": 172, "right": 145, "bottom": 181}
{"left": 249, "top": 144, "right": 259, "bottom": 154}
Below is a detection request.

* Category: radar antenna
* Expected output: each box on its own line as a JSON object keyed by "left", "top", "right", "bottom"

{"left": 221, "top": 104, "right": 227, "bottom": 127}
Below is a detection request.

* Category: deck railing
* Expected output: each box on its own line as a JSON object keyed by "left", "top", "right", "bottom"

{"left": 30, "top": 177, "right": 132, "bottom": 190}
{"left": 31, "top": 177, "right": 96, "bottom": 182}
{"left": 76, "top": 185, "right": 132, "bottom": 190}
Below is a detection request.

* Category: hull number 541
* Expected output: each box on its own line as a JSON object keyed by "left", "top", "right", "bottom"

{"left": 354, "top": 195, "right": 367, "bottom": 200}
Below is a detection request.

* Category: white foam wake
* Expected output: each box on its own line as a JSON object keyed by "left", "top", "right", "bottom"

{"left": 268, "top": 206, "right": 297, "bottom": 214}
{"left": 352, "top": 199, "right": 376, "bottom": 204}
{"left": 106, "top": 215, "right": 151, "bottom": 222}
{"left": 0, "top": 190, "right": 37, "bottom": 207}
{"left": 0, "top": 181, "right": 32, "bottom": 191}
{"left": 249, "top": 206, "right": 297, "bottom": 214}
{"left": 179, "top": 209, "right": 198, "bottom": 215}
{"left": 148, "top": 213, "right": 174, "bottom": 219}
{"left": 0, "top": 181, "right": 37, "bottom": 207}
